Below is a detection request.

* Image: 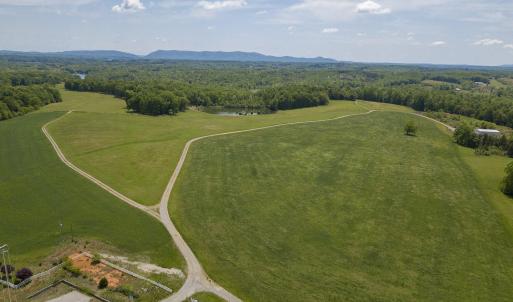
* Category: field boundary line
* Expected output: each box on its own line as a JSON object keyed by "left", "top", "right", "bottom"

{"left": 355, "top": 100, "right": 455, "bottom": 132}
{"left": 41, "top": 111, "right": 160, "bottom": 221}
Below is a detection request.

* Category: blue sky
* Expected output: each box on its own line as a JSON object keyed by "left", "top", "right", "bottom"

{"left": 0, "top": 0, "right": 512, "bottom": 65}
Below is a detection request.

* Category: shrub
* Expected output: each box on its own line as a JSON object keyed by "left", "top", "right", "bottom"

{"left": 112, "top": 285, "right": 139, "bottom": 298}
{"left": 0, "top": 264, "right": 15, "bottom": 275}
{"left": 91, "top": 254, "right": 101, "bottom": 265}
{"left": 474, "top": 146, "right": 491, "bottom": 156}
{"left": 502, "top": 162, "right": 513, "bottom": 196}
{"left": 98, "top": 277, "right": 108, "bottom": 289}
{"left": 15, "top": 268, "right": 33, "bottom": 281}
{"left": 63, "top": 259, "right": 81, "bottom": 277}
{"left": 507, "top": 141, "right": 513, "bottom": 158}
{"left": 404, "top": 121, "right": 417, "bottom": 136}
{"left": 454, "top": 124, "right": 477, "bottom": 148}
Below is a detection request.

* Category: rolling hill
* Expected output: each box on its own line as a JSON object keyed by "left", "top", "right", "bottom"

{"left": 145, "top": 50, "right": 337, "bottom": 63}
{"left": 0, "top": 49, "right": 337, "bottom": 63}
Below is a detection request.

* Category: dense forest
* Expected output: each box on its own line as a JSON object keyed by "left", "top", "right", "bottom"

{"left": 3, "top": 57, "right": 513, "bottom": 126}
{"left": 0, "top": 63, "right": 64, "bottom": 120}
{"left": 64, "top": 78, "right": 329, "bottom": 114}
{"left": 0, "top": 85, "right": 61, "bottom": 120}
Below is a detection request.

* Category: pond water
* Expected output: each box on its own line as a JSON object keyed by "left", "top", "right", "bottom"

{"left": 73, "top": 73, "right": 87, "bottom": 80}
{"left": 199, "top": 106, "right": 274, "bottom": 116}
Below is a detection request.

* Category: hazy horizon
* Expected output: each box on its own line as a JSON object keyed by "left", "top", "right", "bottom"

{"left": 0, "top": 0, "right": 512, "bottom": 66}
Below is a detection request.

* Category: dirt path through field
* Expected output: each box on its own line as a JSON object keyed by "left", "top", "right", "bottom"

{"left": 44, "top": 105, "right": 454, "bottom": 302}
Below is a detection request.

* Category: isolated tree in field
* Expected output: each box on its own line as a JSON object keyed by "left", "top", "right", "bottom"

{"left": 98, "top": 277, "right": 109, "bottom": 289}
{"left": 404, "top": 121, "right": 417, "bottom": 136}
{"left": 501, "top": 162, "right": 513, "bottom": 196}
{"left": 15, "top": 268, "right": 33, "bottom": 281}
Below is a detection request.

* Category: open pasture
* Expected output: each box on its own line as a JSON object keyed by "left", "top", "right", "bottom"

{"left": 169, "top": 111, "right": 513, "bottom": 301}
{"left": 0, "top": 111, "right": 184, "bottom": 270}
{"left": 47, "top": 89, "right": 369, "bottom": 204}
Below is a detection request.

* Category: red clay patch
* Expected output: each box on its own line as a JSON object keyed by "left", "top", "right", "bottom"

{"left": 69, "top": 253, "right": 125, "bottom": 288}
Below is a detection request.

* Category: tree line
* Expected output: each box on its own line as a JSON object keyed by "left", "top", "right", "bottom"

{"left": 65, "top": 78, "right": 330, "bottom": 115}
{"left": 328, "top": 85, "right": 513, "bottom": 128}
{"left": 0, "top": 85, "right": 62, "bottom": 120}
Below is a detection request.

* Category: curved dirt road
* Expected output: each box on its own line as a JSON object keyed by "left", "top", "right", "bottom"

{"left": 42, "top": 111, "right": 160, "bottom": 221}
{"left": 44, "top": 107, "right": 454, "bottom": 302}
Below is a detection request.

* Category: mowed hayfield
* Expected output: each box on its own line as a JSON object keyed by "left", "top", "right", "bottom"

{"left": 170, "top": 111, "right": 513, "bottom": 301}
{"left": 48, "top": 89, "right": 371, "bottom": 205}
{"left": 0, "top": 111, "right": 184, "bottom": 270}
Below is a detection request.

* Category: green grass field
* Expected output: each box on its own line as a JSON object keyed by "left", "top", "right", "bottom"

{"left": 0, "top": 111, "right": 184, "bottom": 270}
{"left": 48, "top": 89, "right": 369, "bottom": 205}
{"left": 188, "top": 292, "right": 226, "bottom": 302}
{"left": 459, "top": 148, "right": 513, "bottom": 235}
{"left": 170, "top": 111, "right": 513, "bottom": 301}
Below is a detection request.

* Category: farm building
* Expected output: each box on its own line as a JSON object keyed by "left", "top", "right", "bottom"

{"left": 474, "top": 128, "right": 501, "bottom": 137}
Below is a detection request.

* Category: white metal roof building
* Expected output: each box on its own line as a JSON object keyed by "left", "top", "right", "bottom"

{"left": 474, "top": 128, "right": 501, "bottom": 137}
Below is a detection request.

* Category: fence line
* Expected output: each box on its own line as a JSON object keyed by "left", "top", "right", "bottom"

{"left": 0, "top": 263, "right": 64, "bottom": 289}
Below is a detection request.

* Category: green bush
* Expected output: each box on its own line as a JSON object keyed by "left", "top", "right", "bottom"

{"left": 112, "top": 285, "right": 139, "bottom": 298}
{"left": 91, "top": 254, "right": 101, "bottom": 265}
{"left": 62, "top": 259, "right": 81, "bottom": 277}
{"left": 404, "top": 121, "right": 417, "bottom": 136}
{"left": 98, "top": 277, "right": 108, "bottom": 289}
{"left": 501, "top": 162, "right": 513, "bottom": 196}
{"left": 454, "top": 123, "right": 477, "bottom": 148}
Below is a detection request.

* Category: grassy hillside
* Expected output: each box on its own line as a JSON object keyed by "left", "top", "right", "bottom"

{"left": 48, "top": 89, "right": 369, "bottom": 205}
{"left": 170, "top": 111, "right": 513, "bottom": 301}
{"left": 0, "top": 111, "right": 183, "bottom": 269}
{"left": 40, "top": 86, "right": 126, "bottom": 114}
{"left": 460, "top": 149, "right": 513, "bottom": 235}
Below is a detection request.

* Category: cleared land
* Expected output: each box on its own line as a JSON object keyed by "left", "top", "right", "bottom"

{"left": 170, "top": 111, "right": 513, "bottom": 301}
{"left": 0, "top": 111, "right": 183, "bottom": 270}
{"left": 48, "top": 89, "right": 369, "bottom": 205}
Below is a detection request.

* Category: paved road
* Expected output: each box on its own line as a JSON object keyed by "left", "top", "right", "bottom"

{"left": 44, "top": 107, "right": 454, "bottom": 302}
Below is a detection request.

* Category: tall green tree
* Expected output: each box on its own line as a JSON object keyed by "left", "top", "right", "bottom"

{"left": 453, "top": 124, "right": 477, "bottom": 148}
{"left": 501, "top": 162, "right": 513, "bottom": 196}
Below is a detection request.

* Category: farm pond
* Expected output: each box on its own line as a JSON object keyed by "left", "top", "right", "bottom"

{"left": 199, "top": 106, "right": 274, "bottom": 116}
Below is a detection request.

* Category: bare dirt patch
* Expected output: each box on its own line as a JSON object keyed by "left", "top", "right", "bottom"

{"left": 69, "top": 253, "right": 125, "bottom": 288}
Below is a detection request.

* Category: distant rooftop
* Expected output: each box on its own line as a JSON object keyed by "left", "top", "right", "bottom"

{"left": 475, "top": 128, "right": 500, "bottom": 133}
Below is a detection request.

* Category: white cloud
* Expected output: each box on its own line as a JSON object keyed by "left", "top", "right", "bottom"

{"left": 256, "top": 10, "right": 268, "bottom": 15}
{"left": 322, "top": 27, "right": 339, "bottom": 33}
{"left": 196, "top": 0, "right": 247, "bottom": 10}
{"left": 112, "top": 0, "right": 145, "bottom": 13}
{"left": 504, "top": 44, "right": 513, "bottom": 49}
{"left": 431, "top": 41, "right": 446, "bottom": 46}
{"left": 288, "top": 0, "right": 356, "bottom": 20}
{"left": 287, "top": 25, "right": 295, "bottom": 31}
{"left": 355, "top": 1, "right": 391, "bottom": 14}
{"left": 473, "top": 38, "right": 504, "bottom": 46}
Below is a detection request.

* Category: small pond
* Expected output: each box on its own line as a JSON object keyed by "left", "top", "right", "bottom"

{"left": 199, "top": 106, "right": 274, "bottom": 116}
{"left": 73, "top": 73, "right": 87, "bottom": 80}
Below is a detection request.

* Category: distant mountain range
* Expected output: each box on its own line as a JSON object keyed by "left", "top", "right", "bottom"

{"left": 0, "top": 49, "right": 337, "bottom": 63}
{"left": 145, "top": 50, "right": 337, "bottom": 63}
